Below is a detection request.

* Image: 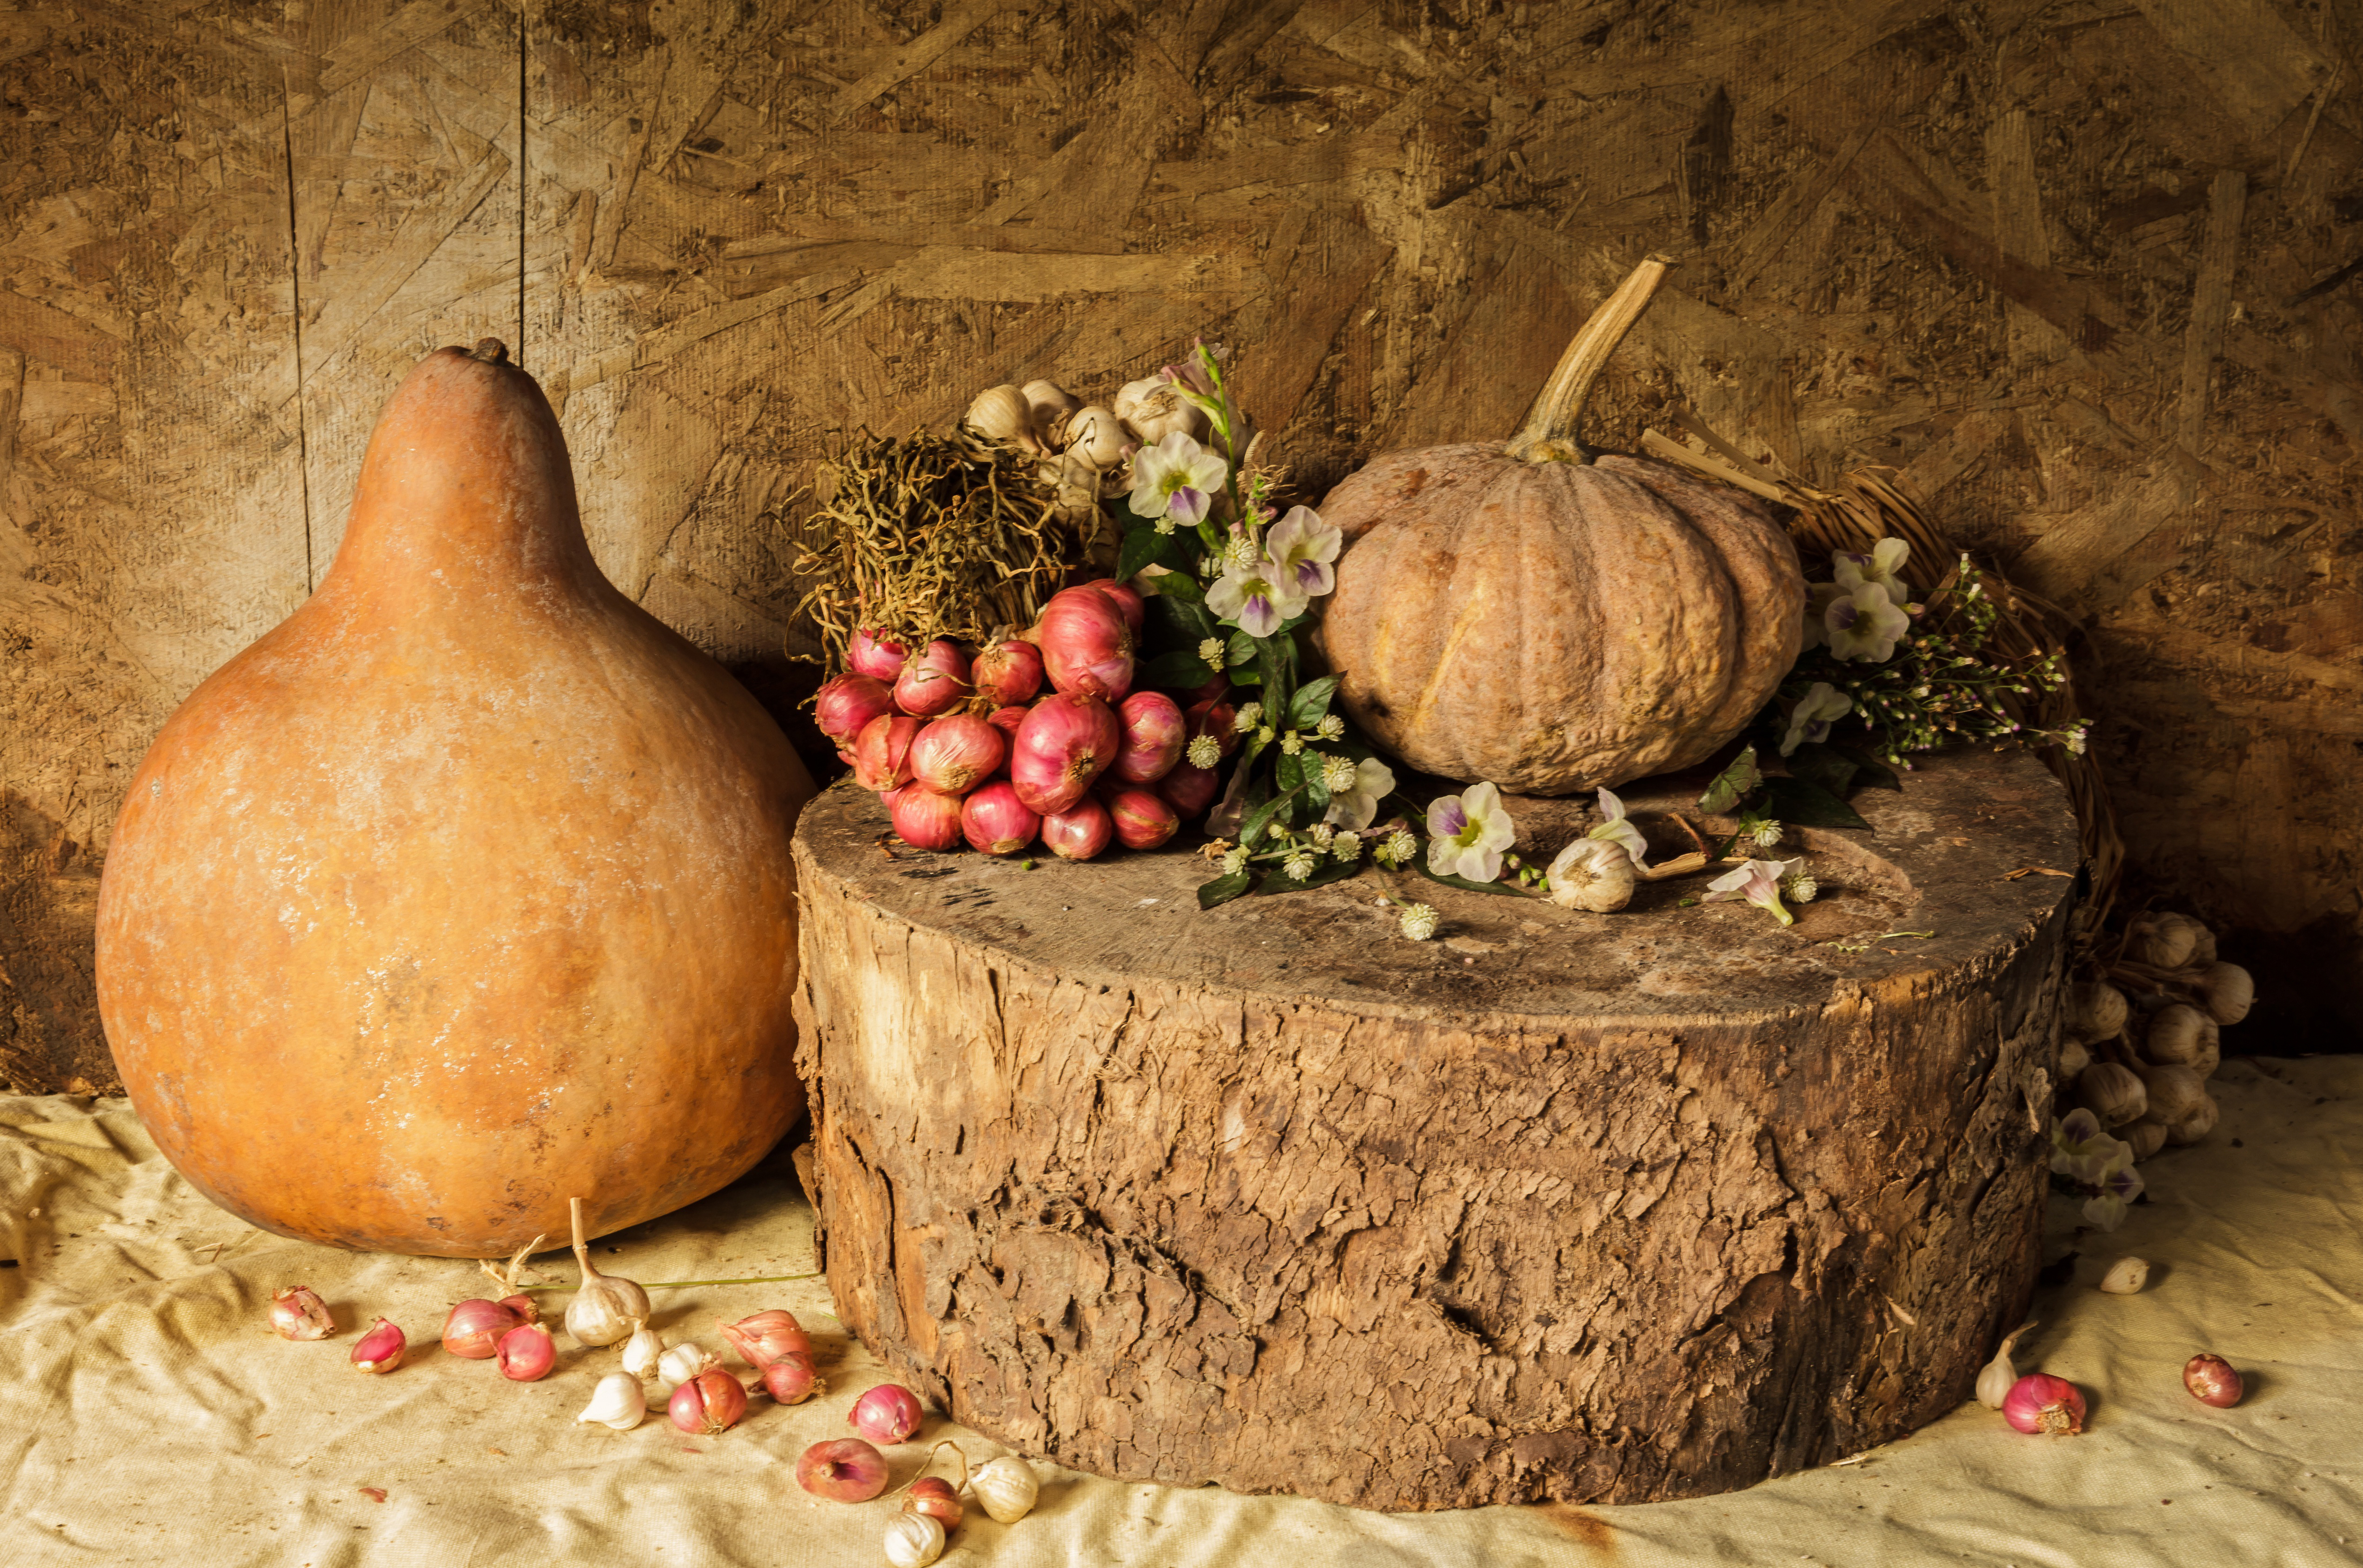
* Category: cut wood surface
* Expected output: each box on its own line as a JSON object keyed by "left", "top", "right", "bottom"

{"left": 792, "top": 748, "right": 2080, "bottom": 1508}
{"left": 5, "top": 0, "right": 2360, "bottom": 1094}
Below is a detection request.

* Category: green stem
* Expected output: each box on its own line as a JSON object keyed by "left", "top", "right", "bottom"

{"left": 516, "top": 1271, "right": 821, "bottom": 1291}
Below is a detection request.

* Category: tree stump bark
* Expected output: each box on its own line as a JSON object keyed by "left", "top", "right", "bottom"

{"left": 791, "top": 749, "right": 2078, "bottom": 1510}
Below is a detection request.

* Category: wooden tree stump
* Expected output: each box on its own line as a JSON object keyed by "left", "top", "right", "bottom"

{"left": 791, "top": 749, "right": 2079, "bottom": 1510}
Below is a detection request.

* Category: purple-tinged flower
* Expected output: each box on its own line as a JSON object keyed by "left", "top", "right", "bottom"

{"left": 1426, "top": 782, "right": 1516, "bottom": 882}
{"left": 1703, "top": 857, "right": 1802, "bottom": 925}
{"left": 1780, "top": 682, "right": 1854, "bottom": 756}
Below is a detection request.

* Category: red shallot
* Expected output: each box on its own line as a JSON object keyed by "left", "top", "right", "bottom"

{"left": 1156, "top": 760, "right": 1219, "bottom": 817}
{"left": 1011, "top": 692, "right": 1119, "bottom": 813}
{"left": 2002, "top": 1373, "right": 2086, "bottom": 1435}
{"left": 971, "top": 640, "right": 1045, "bottom": 707}
{"left": 351, "top": 1317, "right": 406, "bottom": 1373}
{"left": 851, "top": 1382, "right": 925, "bottom": 1444}
{"left": 2183, "top": 1353, "right": 2243, "bottom": 1408}
{"left": 849, "top": 627, "right": 909, "bottom": 683}
{"left": 815, "top": 673, "right": 897, "bottom": 747}
{"left": 1034, "top": 585, "right": 1134, "bottom": 701}
{"left": 799, "top": 1438, "right": 889, "bottom": 1502}
{"left": 1185, "top": 697, "right": 1240, "bottom": 758}
{"left": 1107, "top": 787, "right": 1179, "bottom": 850}
{"left": 909, "top": 714, "right": 1005, "bottom": 794}
{"left": 718, "top": 1309, "right": 809, "bottom": 1369}
{"left": 669, "top": 1368, "right": 749, "bottom": 1435}
{"left": 853, "top": 714, "right": 923, "bottom": 793}
{"left": 962, "top": 782, "right": 1040, "bottom": 856}
{"left": 906, "top": 1477, "right": 962, "bottom": 1530}
{"left": 269, "top": 1285, "right": 334, "bottom": 1341}
{"left": 1042, "top": 798, "right": 1113, "bottom": 860}
{"left": 890, "top": 787, "right": 965, "bottom": 851}
{"left": 496, "top": 1322, "right": 556, "bottom": 1382}
{"left": 442, "top": 1297, "right": 520, "bottom": 1359}
{"left": 1114, "top": 691, "right": 1185, "bottom": 784}
{"left": 760, "top": 1351, "right": 819, "bottom": 1405}
{"left": 892, "top": 639, "right": 972, "bottom": 717}
{"left": 1080, "top": 576, "right": 1145, "bottom": 633}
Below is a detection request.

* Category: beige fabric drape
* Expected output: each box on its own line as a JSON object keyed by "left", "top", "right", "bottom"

{"left": 2, "top": 1056, "right": 2354, "bottom": 1566}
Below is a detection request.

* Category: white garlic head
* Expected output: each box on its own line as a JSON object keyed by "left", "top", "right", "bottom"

{"left": 566, "top": 1274, "right": 649, "bottom": 1347}
{"left": 1113, "top": 376, "right": 1206, "bottom": 447}
{"left": 2143, "top": 1004, "right": 2216, "bottom": 1066}
{"left": 622, "top": 1319, "right": 665, "bottom": 1380}
{"left": 2197, "top": 962, "right": 2252, "bottom": 1026}
{"left": 1064, "top": 404, "right": 1128, "bottom": 468}
{"left": 2134, "top": 1061, "right": 2207, "bottom": 1125}
{"left": 2167, "top": 1092, "right": 2219, "bottom": 1145}
{"left": 2058, "top": 1037, "right": 2092, "bottom": 1079}
{"left": 1546, "top": 838, "right": 1636, "bottom": 912}
{"left": 883, "top": 1511, "right": 946, "bottom": 1568}
{"left": 2074, "top": 1062, "right": 2147, "bottom": 1127}
{"left": 2067, "top": 981, "right": 2129, "bottom": 1041}
{"left": 576, "top": 1371, "right": 647, "bottom": 1431}
{"left": 2130, "top": 912, "right": 2198, "bottom": 970}
{"left": 964, "top": 385, "right": 1040, "bottom": 451}
{"left": 656, "top": 1341, "right": 717, "bottom": 1392}
{"left": 1021, "top": 379, "right": 1080, "bottom": 439}
{"left": 970, "top": 1455, "right": 1040, "bottom": 1523}
{"left": 2097, "top": 1256, "right": 2150, "bottom": 1295}
{"left": 2122, "top": 1116, "right": 2169, "bottom": 1160}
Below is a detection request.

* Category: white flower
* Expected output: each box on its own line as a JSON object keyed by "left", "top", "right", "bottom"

{"left": 1425, "top": 781, "right": 1516, "bottom": 882}
{"left": 1206, "top": 553, "right": 1307, "bottom": 638}
{"left": 1262, "top": 506, "right": 1342, "bottom": 599}
{"left": 1780, "top": 682, "right": 1854, "bottom": 756}
{"left": 1198, "top": 637, "right": 1225, "bottom": 670}
{"left": 1233, "top": 701, "right": 1262, "bottom": 731}
{"left": 1324, "top": 757, "right": 1395, "bottom": 831}
{"left": 1798, "top": 582, "right": 1846, "bottom": 651}
{"left": 1318, "top": 753, "right": 1358, "bottom": 792}
{"left": 1255, "top": 725, "right": 1275, "bottom": 744}
{"left": 1833, "top": 538, "right": 1910, "bottom": 605}
{"left": 1127, "top": 431, "right": 1228, "bottom": 527}
{"left": 1749, "top": 818, "right": 1785, "bottom": 848}
{"left": 1220, "top": 846, "right": 1248, "bottom": 876}
{"left": 1332, "top": 831, "right": 1362, "bottom": 862}
{"left": 1398, "top": 902, "right": 1439, "bottom": 941}
{"left": 1782, "top": 870, "right": 1818, "bottom": 903}
{"left": 1825, "top": 581, "right": 1910, "bottom": 662}
{"left": 1185, "top": 734, "right": 1221, "bottom": 769}
{"left": 1307, "top": 823, "right": 1334, "bottom": 848}
{"left": 1279, "top": 730, "right": 1303, "bottom": 755}
{"left": 1283, "top": 849, "right": 1315, "bottom": 880}
{"left": 1585, "top": 785, "right": 1649, "bottom": 869}
{"left": 1316, "top": 715, "right": 1345, "bottom": 741}
{"left": 1703, "top": 857, "right": 1801, "bottom": 925}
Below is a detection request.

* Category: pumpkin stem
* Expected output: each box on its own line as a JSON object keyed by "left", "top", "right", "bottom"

{"left": 1506, "top": 256, "right": 1675, "bottom": 465}
{"left": 467, "top": 337, "right": 510, "bottom": 364}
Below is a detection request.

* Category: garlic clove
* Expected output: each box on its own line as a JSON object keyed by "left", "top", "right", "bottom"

{"left": 2197, "top": 962, "right": 2252, "bottom": 1026}
{"left": 2097, "top": 1256, "right": 2150, "bottom": 1294}
{"left": 2067, "top": 981, "right": 2129, "bottom": 1041}
{"left": 884, "top": 1511, "right": 946, "bottom": 1568}
{"left": 2073, "top": 1061, "right": 2146, "bottom": 1127}
{"left": 657, "top": 1340, "right": 718, "bottom": 1392}
{"left": 2058, "top": 1037, "right": 2092, "bottom": 1079}
{"left": 1064, "top": 405, "right": 1128, "bottom": 469}
{"left": 577, "top": 1370, "right": 648, "bottom": 1431}
{"left": 622, "top": 1319, "right": 665, "bottom": 1380}
{"left": 269, "top": 1285, "right": 335, "bottom": 1341}
{"left": 970, "top": 1455, "right": 1040, "bottom": 1523}
{"left": 964, "top": 385, "right": 1040, "bottom": 452}
{"left": 2167, "top": 1092, "right": 2218, "bottom": 1145}
{"left": 2121, "top": 1116, "right": 2170, "bottom": 1160}
{"left": 1974, "top": 1319, "right": 2037, "bottom": 1409}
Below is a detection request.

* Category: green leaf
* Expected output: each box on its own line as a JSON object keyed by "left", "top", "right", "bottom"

{"left": 1150, "top": 570, "right": 1206, "bottom": 605}
{"left": 1832, "top": 745, "right": 1903, "bottom": 792}
{"left": 1255, "top": 857, "right": 1363, "bottom": 895}
{"left": 1142, "top": 592, "right": 1215, "bottom": 647}
{"left": 1197, "top": 870, "right": 1253, "bottom": 909}
{"left": 1412, "top": 860, "right": 1539, "bottom": 899}
{"left": 1117, "top": 527, "right": 1185, "bottom": 583}
{"left": 1259, "top": 636, "right": 1293, "bottom": 719}
{"left": 1287, "top": 675, "right": 1342, "bottom": 730}
{"left": 1698, "top": 746, "right": 1763, "bottom": 813}
{"left": 1784, "top": 742, "right": 1859, "bottom": 800}
{"left": 1140, "top": 650, "right": 1216, "bottom": 690}
{"left": 1239, "top": 784, "right": 1302, "bottom": 849}
{"left": 1759, "top": 775, "right": 1871, "bottom": 829}
{"left": 1275, "top": 750, "right": 1304, "bottom": 794}
{"left": 1226, "top": 629, "right": 1260, "bottom": 670}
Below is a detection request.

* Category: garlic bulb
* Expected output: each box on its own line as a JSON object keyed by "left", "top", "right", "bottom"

{"left": 2197, "top": 962, "right": 2252, "bottom": 1026}
{"left": 970, "top": 1455, "right": 1040, "bottom": 1523}
{"left": 2097, "top": 1256, "right": 2150, "bottom": 1294}
{"left": 2058, "top": 1037, "right": 2091, "bottom": 1079}
{"left": 1021, "top": 379, "right": 1081, "bottom": 442}
{"left": 1045, "top": 446, "right": 1103, "bottom": 527}
{"left": 1545, "top": 838, "right": 1636, "bottom": 912}
{"left": 577, "top": 1370, "right": 647, "bottom": 1431}
{"left": 2189, "top": 1029, "right": 2221, "bottom": 1079}
{"left": 964, "top": 385, "right": 1040, "bottom": 451}
{"left": 2133, "top": 1061, "right": 2206, "bottom": 1125}
{"left": 2074, "top": 1062, "right": 2147, "bottom": 1127}
{"left": 2168, "top": 1093, "right": 2218, "bottom": 1145}
{"left": 1113, "top": 377, "right": 1207, "bottom": 447}
{"left": 2122, "top": 1116, "right": 2169, "bottom": 1159}
{"left": 2130, "top": 912, "right": 2197, "bottom": 970}
{"left": 883, "top": 1511, "right": 946, "bottom": 1568}
{"left": 2184, "top": 917, "right": 2218, "bottom": 966}
{"left": 622, "top": 1319, "right": 664, "bottom": 1380}
{"left": 564, "top": 1196, "right": 651, "bottom": 1347}
{"left": 2067, "top": 981, "right": 2128, "bottom": 1041}
{"left": 657, "top": 1341, "right": 717, "bottom": 1392}
{"left": 1975, "top": 1319, "right": 2037, "bottom": 1409}
{"left": 2143, "top": 1004, "right": 2217, "bottom": 1066}
{"left": 1064, "top": 404, "right": 1128, "bottom": 468}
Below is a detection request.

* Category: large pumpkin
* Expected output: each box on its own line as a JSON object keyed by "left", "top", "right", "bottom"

{"left": 94, "top": 340, "right": 814, "bottom": 1258}
{"left": 1319, "top": 261, "right": 1803, "bottom": 794}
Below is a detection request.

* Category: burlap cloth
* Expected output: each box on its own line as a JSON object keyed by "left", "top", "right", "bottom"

{"left": 1, "top": 1056, "right": 2354, "bottom": 1567}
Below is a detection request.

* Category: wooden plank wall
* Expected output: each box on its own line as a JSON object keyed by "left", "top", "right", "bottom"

{"left": 4, "top": 0, "right": 2358, "bottom": 1091}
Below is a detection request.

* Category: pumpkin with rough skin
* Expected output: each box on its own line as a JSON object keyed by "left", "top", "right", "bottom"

{"left": 1318, "top": 261, "right": 1804, "bottom": 794}
{"left": 95, "top": 340, "right": 814, "bottom": 1258}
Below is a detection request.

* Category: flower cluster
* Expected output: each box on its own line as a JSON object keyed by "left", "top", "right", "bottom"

{"left": 2050, "top": 1108, "right": 2145, "bottom": 1230}
{"left": 1778, "top": 543, "right": 2086, "bottom": 766}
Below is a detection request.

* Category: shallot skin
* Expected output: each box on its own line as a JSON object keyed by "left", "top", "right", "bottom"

{"left": 2183, "top": 1353, "right": 2243, "bottom": 1408}
{"left": 962, "top": 782, "right": 1041, "bottom": 856}
{"left": 2002, "top": 1372, "right": 2086, "bottom": 1435}
{"left": 814, "top": 674, "right": 896, "bottom": 746}
{"left": 1156, "top": 761, "right": 1219, "bottom": 817}
{"left": 1035, "top": 585, "right": 1135, "bottom": 702}
{"left": 1042, "top": 798, "right": 1114, "bottom": 861}
{"left": 890, "top": 787, "right": 966, "bottom": 852}
{"left": 1011, "top": 693, "right": 1120, "bottom": 814}
{"left": 849, "top": 628, "right": 910, "bottom": 683}
{"left": 1107, "top": 787, "right": 1180, "bottom": 850}
{"left": 972, "top": 641, "right": 1046, "bottom": 707}
{"left": 893, "top": 640, "right": 972, "bottom": 718}
{"left": 799, "top": 1437, "right": 890, "bottom": 1502}
{"left": 1113, "top": 691, "right": 1185, "bottom": 784}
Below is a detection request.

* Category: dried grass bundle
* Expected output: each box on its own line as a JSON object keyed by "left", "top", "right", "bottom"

{"left": 787, "top": 428, "right": 1091, "bottom": 667}
{"left": 1641, "top": 410, "right": 2124, "bottom": 924}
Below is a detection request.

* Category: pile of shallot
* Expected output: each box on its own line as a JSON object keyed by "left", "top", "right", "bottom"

{"left": 816, "top": 581, "right": 1235, "bottom": 860}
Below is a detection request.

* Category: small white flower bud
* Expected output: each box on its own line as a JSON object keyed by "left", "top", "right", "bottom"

{"left": 1284, "top": 850, "right": 1315, "bottom": 881}
{"left": 1186, "top": 734, "right": 1221, "bottom": 769}
{"left": 1316, "top": 715, "right": 1345, "bottom": 740}
{"left": 1198, "top": 638, "right": 1225, "bottom": 669}
{"left": 1279, "top": 731, "right": 1303, "bottom": 755}
{"left": 1398, "top": 903, "right": 1439, "bottom": 941}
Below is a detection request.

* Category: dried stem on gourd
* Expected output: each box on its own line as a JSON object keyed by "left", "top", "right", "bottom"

{"left": 1505, "top": 256, "right": 1677, "bottom": 465}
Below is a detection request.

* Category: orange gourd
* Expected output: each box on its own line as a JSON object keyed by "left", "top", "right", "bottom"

{"left": 1317, "top": 261, "right": 1804, "bottom": 793}
{"left": 95, "top": 341, "right": 813, "bottom": 1257}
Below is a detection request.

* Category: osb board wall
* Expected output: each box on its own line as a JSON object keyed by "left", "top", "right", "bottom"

{"left": 2, "top": 0, "right": 2357, "bottom": 1094}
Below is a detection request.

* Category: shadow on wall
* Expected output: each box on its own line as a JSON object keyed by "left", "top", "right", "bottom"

{"left": 0, "top": 792, "right": 109, "bottom": 1096}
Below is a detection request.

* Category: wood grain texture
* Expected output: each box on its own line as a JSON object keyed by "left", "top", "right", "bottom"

{"left": 791, "top": 751, "right": 2081, "bottom": 1508}
{"left": 5, "top": 0, "right": 2361, "bottom": 1093}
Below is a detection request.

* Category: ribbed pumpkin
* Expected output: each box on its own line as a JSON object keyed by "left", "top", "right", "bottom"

{"left": 1318, "top": 261, "right": 1804, "bottom": 793}
{"left": 94, "top": 340, "right": 814, "bottom": 1258}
